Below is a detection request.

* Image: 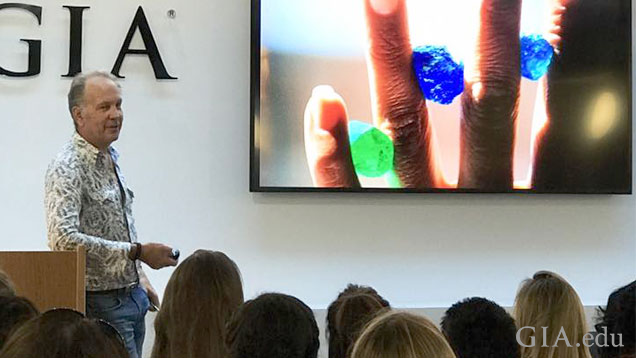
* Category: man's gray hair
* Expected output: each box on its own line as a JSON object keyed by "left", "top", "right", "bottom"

{"left": 67, "top": 71, "right": 120, "bottom": 117}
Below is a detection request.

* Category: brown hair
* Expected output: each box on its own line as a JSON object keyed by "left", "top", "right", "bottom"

{"left": 327, "top": 284, "right": 390, "bottom": 358}
{"left": 351, "top": 311, "right": 456, "bottom": 358}
{"left": 151, "top": 250, "right": 244, "bottom": 358}
{"left": 0, "top": 270, "right": 15, "bottom": 297}
{"left": 0, "top": 308, "right": 128, "bottom": 358}
{"left": 514, "top": 271, "right": 591, "bottom": 358}
{"left": 0, "top": 296, "right": 38, "bottom": 349}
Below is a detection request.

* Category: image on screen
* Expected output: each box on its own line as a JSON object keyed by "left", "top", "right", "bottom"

{"left": 250, "top": 0, "right": 632, "bottom": 193}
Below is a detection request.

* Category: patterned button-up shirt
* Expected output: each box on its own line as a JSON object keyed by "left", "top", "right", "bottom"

{"left": 45, "top": 133, "right": 139, "bottom": 291}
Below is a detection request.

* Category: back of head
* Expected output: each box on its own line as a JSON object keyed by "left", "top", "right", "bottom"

{"left": 327, "top": 284, "right": 390, "bottom": 358}
{"left": 514, "top": 271, "right": 591, "bottom": 358}
{"left": 0, "top": 270, "right": 15, "bottom": 297}
{"left": 351, "top": 311, "right": 456, "bottom": 358}
{"left": 152, "top": 250, "right": 244, "bottom": 358}
{"left": 595, "top": 280, "right": 635, "bottom": 358}
{"left": 441, "top": 297, "right": 519, "bottom": 358}
{"left": 0, "top": 308, "right": 128, "bottom": 358}
{"left": 226, "top": 292, "right": 319, "bottom": 358}
{"left": 0, "top": 296, "right": 38, "bottom": 349}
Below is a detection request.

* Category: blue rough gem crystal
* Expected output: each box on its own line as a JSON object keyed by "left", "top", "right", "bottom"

{"left": 520, "top": 34, "right": 554, "bottom": 81}
{"left": 412, "top": 45, "right": 464, "bottom": 105}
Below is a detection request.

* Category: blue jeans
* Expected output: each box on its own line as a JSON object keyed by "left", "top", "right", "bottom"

{"left": 86, "top": 285, "right": 150, "bottom": 358}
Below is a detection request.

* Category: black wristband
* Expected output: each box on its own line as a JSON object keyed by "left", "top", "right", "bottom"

{"left": 133, "top": 242, "right": 142, "bottom": 261}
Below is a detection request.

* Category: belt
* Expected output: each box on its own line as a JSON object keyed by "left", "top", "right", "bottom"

{"left": 87, "top": 283, "right": 138, "bottom": 296}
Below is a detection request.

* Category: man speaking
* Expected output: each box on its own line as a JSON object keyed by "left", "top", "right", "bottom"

{"left": 45, "top": 71, "right": 177, "bottom": 358}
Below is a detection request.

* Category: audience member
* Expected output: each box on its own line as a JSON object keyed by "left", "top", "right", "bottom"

{"left": 0, "top": 270, "right": 15, "bottom": 297}
{"left": 351, "top": 311, "right": 456, "bottom": 358}
{"left": 594, "top": 280, "right": 635, "bottom": 358}
{"left": 0, "top": 295, "right": 38, "bottom": 349}
{"left": 0, "top": 308, "right": 128, "bottom": 358}
{"left": 514, "top": 270, "right": 591, "bottom": 358}
{"left": 441, "top": 297, "right": 519, "bottom": 358}
{"left": 151, "top": 250, "right": 244, "bottom": 358}
{"left": 327, "top": 284, "right": 390, "bottom": 358}
{"left": 226, "top": 292, "right": 319, "bottom": 358}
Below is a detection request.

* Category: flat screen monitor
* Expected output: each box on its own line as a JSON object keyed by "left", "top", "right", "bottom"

{"left": 250, "top": 0, "right": 632, "bottom": 193}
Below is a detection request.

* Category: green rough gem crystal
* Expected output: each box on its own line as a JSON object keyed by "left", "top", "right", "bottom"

{"left": 348, "top": 120, "right": 394, "bottom": 177}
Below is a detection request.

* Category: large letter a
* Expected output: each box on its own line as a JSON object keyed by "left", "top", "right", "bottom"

{"left": 111, "top": 6, "right": 176, "bottom": 79}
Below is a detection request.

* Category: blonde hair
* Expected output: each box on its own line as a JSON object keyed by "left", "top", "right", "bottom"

{"left": 514, "top": 271, "right": 591, "bottom": 358}
{"left": 351, "top": 311, "right": 456, "bottom": 358}
{"left": 151, "top": 250, "right": 244, "bottom": 358}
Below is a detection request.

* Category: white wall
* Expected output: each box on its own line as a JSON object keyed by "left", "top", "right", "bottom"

{"left": 0, "top": 0, "right": 634, "bottom": 317}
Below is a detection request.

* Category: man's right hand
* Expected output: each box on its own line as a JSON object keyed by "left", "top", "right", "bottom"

{"left": 139, "top": 243, "right": 178, "bottom": 269}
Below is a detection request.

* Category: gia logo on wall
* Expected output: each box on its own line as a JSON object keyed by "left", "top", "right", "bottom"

{"left": 0, "top": 3, "right": 176, "bottom": 79}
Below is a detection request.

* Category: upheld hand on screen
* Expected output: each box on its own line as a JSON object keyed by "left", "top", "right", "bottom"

{"left": 304, "top": 0, "right": 570, "bottom": 190}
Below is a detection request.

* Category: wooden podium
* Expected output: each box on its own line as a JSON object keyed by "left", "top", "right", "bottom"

{"left": 0, "top": 246, "right": 86, "bottom": 313}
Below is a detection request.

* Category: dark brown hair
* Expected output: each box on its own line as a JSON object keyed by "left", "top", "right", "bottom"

{"left": 0, "top": 270, "right": 15, "bottom": 297}
{"left": 0, "top": 308, "right": 128, "bottom": 358}
{"left": 226, "top": 292, "right": 319, "bottom": 358}
{"left": 0, "top": 295, "right": 38, "bottom": 349}
{"left": 595, "top": 280, "right": 635, "bottom": 358}
{"left": 151, "top": 250, "right": 244, "bottom": 358}
{"left": 441, "top": 297, "right": 519, "bottom": 358}
{"left": 327, "top": 284, "right": 390, "bottom": 358}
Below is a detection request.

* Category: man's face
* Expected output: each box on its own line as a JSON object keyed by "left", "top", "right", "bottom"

{"left": 74, "top": 76, "right": 123, "bottom": 151}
